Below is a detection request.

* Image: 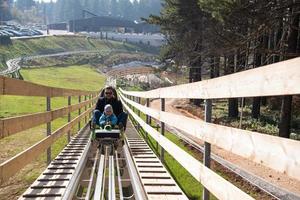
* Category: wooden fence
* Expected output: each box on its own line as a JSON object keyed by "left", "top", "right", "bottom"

{"left": 0, "top": 75, "right": 98, "bottom": 184}
{"left": 119, "top": 57, "right": 300, "bottom": 200}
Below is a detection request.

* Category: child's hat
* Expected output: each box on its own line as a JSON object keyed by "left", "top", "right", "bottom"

{"left": 104, "top": 104, "right": 113, "bottom": 112}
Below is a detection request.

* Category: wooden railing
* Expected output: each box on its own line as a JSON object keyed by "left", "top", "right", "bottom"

{"left": 0, "top": 75, "right": 99, "bottom": 184}
{"left": 119, "top": 57, "right": 300, "bottom": 200}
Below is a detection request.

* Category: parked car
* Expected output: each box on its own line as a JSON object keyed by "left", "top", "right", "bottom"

{"left": 5, "top": 29, "right": 23, "bottom": 36}
{"left": 0, "top": 30, "right": 14, "bottom": 36}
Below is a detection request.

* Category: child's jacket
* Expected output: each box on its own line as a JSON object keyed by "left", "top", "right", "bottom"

{"left": 99, "top": 113, "right": 118, "bottom": 126}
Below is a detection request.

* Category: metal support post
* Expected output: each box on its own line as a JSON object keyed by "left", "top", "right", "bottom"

{"left": 160, "top": 98, "right": 165, "bottom": 163}
{"left": 46, "top": 96, "right": 51, "bottom": 164}
{"left": 67, "top": 96, "right": 71, "bottom": 142}
{"left": 203, "top": 99, "right": 212, "bottom": 200}
{"left": 78, "top": 95, "right": 81, "bottom": 131}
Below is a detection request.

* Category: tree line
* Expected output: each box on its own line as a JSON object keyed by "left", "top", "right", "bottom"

{"left": 4, "top": 0, "right": 162, "bottom": 24}
{"left": 147, "top": 0, "right": 300, "bottom": 138}
{"left": 0, "top": 0, "right": 13, "bottom": 21}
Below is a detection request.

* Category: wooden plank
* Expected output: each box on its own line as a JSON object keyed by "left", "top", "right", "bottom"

{"left": 165, "top": 196, "right": 188, "bottom": 200}
{"left": 120, "top": 93, "right": 300, "bottom": 182}
{"left": 147, "top": 195, "right": 168, "bottom": 200}
{"left": 0, "top": 97, "right": 97, "bottom": 138}
{"left": 5, "top": 77, "right": 50, "bottom": 96}
{"left": 0, "top": 76, "right": 4, "bottom": 95}
{"left": 127, "top": 126, "right": 188, "bottom": 200}
{"left": 144, "top": 185, "right": 183, "bottom": 193}
{"left": 2, "top": 112, "right": 52, "bottom": 138}
{"left": 0, "top": 120, "right": 3, "bottom": 139}
{"left": 143, "top": 179, "right": 176, "bottom": 185}
{"left": 120, "top": 57, "right": 300, "bottom": 99}
{"left": 122, "top": 99, "right": 254, "bottom": 200}
{"left": 0, "top": 108, "right": 92, "bottom": 184}
{"left": 140, "top": 173, "right": 170, "bottom": 178}
{"left": 2, "top": 76, "right": 97, "bottom": 97}
{"left": 21, "top": 187, "right": 65, "bottom": 197}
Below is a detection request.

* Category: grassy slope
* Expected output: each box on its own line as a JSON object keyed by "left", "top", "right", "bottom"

{"left": 0, "top": 65, "right": 105, "bottom": 118}
{"left": 0, "top": 36, "right": 157, "bottom": 69}
{"left": 0, "top": 65, "right": 105, "bottom": 199}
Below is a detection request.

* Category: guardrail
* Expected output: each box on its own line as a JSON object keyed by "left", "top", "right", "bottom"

{"left": 119, "top": 57, "right": 300, "bottom": 200}
{"left": 0, "top": 75, "right": 99, "bottom": 184}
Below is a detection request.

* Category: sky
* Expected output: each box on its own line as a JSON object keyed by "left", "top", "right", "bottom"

{"left": 37, "top": 0, "right": 136, "bottom": 2}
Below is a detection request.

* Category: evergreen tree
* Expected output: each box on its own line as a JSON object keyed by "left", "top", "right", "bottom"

{"left": 118, "top": 0, "right": 132, "bottom": 19}
{"left": 15, "top": 0, "right": 35, "bottom": 10}
{"left": 54, "top": 0, "right": 82, "bottom": 22}
{"left": 109, "top": 0, "right": 119, "bottom": 17}
{"left": 148, "top": 0, "right": 300, "bottom": 136}
{"left": 0, "top": 0, "right": 12, "bottom": 21}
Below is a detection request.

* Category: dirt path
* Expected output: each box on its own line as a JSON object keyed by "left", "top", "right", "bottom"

{"left": 150, "top": 98, "right": 300, "bottom": 196}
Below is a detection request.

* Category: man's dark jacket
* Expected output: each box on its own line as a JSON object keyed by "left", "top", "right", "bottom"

{"left": 95, "top": 97, "right": 123, "bottom": 117}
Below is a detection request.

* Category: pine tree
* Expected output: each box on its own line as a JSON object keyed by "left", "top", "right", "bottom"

{"left": 0, "top": 0, "right": 12, "bottom": 21}
{"left": 15, "top": 0, "right": 35, "bottom": 10}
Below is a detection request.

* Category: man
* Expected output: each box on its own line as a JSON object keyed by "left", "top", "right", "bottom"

{"left": 92, "top": 86, "right": 127, "bottom": 129}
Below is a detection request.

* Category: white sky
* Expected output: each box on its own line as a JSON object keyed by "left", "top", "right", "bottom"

{"left": 37, "top": 0, "right": 136, "bottom": 2}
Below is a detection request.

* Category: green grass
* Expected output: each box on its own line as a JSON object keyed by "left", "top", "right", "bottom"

{"left": 0, "top": 35, "right": 159, "bottom": 69}
{"left": 0, "top": 65, "right": 104, "bottom": 118}
{"left": 21, "top": 65, "right": 105, "bottom": 90}
{"left": 212, "top": 101, "right": 281, "bottom": 135}
{"left": 0, "top": 64, "right": 105, "bottom": 199}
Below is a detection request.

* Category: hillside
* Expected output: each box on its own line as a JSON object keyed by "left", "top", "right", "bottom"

{"left": 0, "top": 35, "right": 159, "bottom": 70}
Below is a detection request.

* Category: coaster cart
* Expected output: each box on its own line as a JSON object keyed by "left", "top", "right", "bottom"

{"left": 90, "top": 122, "right": 125, "bottom": 154}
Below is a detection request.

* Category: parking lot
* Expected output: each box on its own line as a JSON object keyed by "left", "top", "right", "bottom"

{"left": 0, "top": 23, "right": 43, "bottom": 37}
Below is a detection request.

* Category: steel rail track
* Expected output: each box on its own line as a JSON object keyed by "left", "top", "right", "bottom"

{"left": 20, "top": 124, "right": 91, "bottom": 200}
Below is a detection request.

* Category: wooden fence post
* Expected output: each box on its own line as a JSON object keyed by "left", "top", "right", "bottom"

{"left": 78, "top": 95, "right": 81, "bottom": 131}
{"left": 46, "top": 96, "right": 51, "bottom": 164}
{"left": 67, "top": 96, "right": 71, "bottom": 143}
{"left": 137, "top": 97, "right": 141, "bottom": 131}
{"left": 160, "top": 98, "right": 165, "bottom": 163}
{"left": 203, "top": 99, "right": 212, "bottom": 200}
{"left": 137, "top": 97, "right": 141, "bottom": 117}
{"left": 146, "top": 98, "right": 150, "bottom": 143}
{"left": 85, "top": 95, "right": 87, "bottom": 124}
{"left": 89, "top": 94, "right": 92, "bottom": 119}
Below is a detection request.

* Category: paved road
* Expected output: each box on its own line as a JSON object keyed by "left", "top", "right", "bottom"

{"left": 0, "top": 50, "right": 102, "bottom": 75}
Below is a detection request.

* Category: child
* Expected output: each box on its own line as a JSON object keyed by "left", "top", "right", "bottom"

{"left": 99, "top": 104, "right": 118, "bottom": 128}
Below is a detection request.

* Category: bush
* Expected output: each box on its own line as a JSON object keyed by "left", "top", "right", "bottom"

{"left": 0, "top": 35, "right": 12, "bottom": 45}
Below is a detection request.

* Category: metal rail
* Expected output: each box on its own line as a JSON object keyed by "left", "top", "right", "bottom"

{"left": 115, "top": 150, "right": 124, "bottom": 200}
{"left": 94, "top": 149, "right": 106, "bottom": 200}
{"left": 85, "top": 148, "right": 99, "bottom": 200}
{"left": 19, "top": 124, "right": 91, "bottom": 200}
{"left": 108, "top": 154, "right": 116, "bottom": 200}
{"left": 123, "top": 142, "right": 148, "bottom": 200}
